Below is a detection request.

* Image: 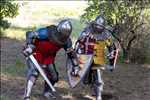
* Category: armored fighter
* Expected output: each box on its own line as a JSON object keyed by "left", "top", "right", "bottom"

{"left": 23, "top": 19, "right": 80, "bottom": 100}
{"left": 75, "top": 15, "right": 118, "bottom": 100}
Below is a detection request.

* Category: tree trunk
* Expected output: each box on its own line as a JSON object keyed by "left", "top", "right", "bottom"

{"left": 122, "top": 35, "right": 136, "bottom": 63}
{"left": 122, "top": 48, "right": 130, "bottom": 63}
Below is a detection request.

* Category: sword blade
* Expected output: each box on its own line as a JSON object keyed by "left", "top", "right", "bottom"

{"left": 29, "top": 55, "right": 56, "bottom": 92}
{"left": 113, "top": 48, "right": 119, "bottom": 68}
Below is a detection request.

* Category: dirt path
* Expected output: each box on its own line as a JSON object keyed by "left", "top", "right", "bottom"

{"left": 1, "top": 38, "right": 150, "bottom": 100}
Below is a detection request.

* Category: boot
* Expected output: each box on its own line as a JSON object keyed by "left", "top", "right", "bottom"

{"left": 43, "top": 91, "right": 56, "bottom": 99}
{"left": 91, "top": 87, "right": 96, "bottom": 96}
{"left": 43, "top": 81, "right": 56, "bottom": 99}
{"left": 24, "top": 77, "right": 36, "bottom": 100}
{"left": 24, "top": 96, "right": 30, "bottom": 100}
{"left": 96, "top": 95, "right": 102, "bottom": 100}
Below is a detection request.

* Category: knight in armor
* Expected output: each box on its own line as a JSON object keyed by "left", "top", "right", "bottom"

{"left": 75, "top": 15, "right": 117, "bottom": 100}
{"left": 23, "top": 19, "right": 80, "bottom": 100}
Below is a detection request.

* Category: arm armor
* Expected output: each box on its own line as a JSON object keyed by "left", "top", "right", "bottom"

{"left": 67, "top": 48, "right": 79, "bottom": 66}
{"left": 107, "top": 43, "right": 116, "bottom": 53}
{"left": 107, "top": 41, "right": 117, "bottom": 66}
{"left": 64, "top": 39, "right": 79, "bottom": 66}
{"left": 26, "top": 31, "right": 37, "bottom": 44}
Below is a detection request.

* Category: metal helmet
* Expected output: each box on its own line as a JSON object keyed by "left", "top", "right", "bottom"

{"left": 92, "top": 15, "right": 105, "bottom": 33}
{"left": 49, "top": 19, "right": 72, "bottom": 45}
{"left": 57, "top": 19, "right": 72, "bottom": 38}
{"left": 95, "top": 15, "right": 105, "bottom": 26}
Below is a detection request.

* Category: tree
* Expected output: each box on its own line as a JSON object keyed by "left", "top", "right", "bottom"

{"left": 81, "top": 0, "right": 150, "bottom": 63}
{"left": 0, "top": 0, "right": 19, "bottom": 33}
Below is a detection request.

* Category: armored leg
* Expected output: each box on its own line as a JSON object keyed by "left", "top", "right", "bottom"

{"left": 43, "top": 64, "right": 58, "bottom": 98}
{"left": 92, "top": 69, "right": 104, "bottom": 100}
{"left": 24, "top": 59, "right": 39, "bottom": 100}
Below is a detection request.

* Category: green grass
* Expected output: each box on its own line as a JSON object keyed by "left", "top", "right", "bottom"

{"left": 71, "top": 18, "right": 85, "bottom": 38}
{"left": 1, "top": 58, "right": 26, "bottom": 77}
{"left": 0, "top": 95, "right": 9, "bottom": 100}
{"left": 3, "top": 28, "right": 26, "bottom": 40}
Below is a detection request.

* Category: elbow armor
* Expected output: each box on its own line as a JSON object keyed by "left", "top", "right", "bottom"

{"left": 26, "top": 31, "right": 38, "bottom": 44}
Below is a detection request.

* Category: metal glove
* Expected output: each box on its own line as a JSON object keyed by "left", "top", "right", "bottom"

{"left": 107, "top": 50, "right": 115, "bottom": 59}
{"left": 71, "top": 66, "right": 80, "bottom": 76}
{"left": 23, "top": 44, "right": 35, "bottom": 57}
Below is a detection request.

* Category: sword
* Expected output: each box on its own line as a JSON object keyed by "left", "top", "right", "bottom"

{"left": 113, "top": 48, "right": 119, "bottom": 68}
{"left": 28, "top": 55, "right": 56, "bottom": 92}
{"left": 113, "top": 42, "right": 121, "bottom": 68}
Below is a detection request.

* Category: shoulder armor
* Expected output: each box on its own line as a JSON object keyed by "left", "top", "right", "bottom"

{"left": 78, "top": 27, "right": 91, "bottom": 40}
{"left": 36, "top": 28, "right": 48, "bottom": 40}
{"left": 95, "top": 30, "right": 112, "bottom": 41}
{"left": 26, "top": 31, "right": 37, "bottom": 44}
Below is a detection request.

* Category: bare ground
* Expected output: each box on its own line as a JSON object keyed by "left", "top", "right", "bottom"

{"left": 1, "top": 37, "right": 150, "bottom": 100}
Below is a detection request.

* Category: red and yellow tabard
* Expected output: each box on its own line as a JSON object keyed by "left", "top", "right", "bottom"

{"left": 93, "top": 39, "right": 111, "bottom": 65}
{"left": 93, "top": 40, "right": 105, "bottom": 64}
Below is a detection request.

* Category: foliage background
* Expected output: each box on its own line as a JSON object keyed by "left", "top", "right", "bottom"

{"left": 81, "top": 0, "right": 150, "bottom": 63}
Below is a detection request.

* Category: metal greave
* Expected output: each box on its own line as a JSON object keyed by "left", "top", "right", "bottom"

{"left": 94, "top": 69, "right": 104, "bottom": 100}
